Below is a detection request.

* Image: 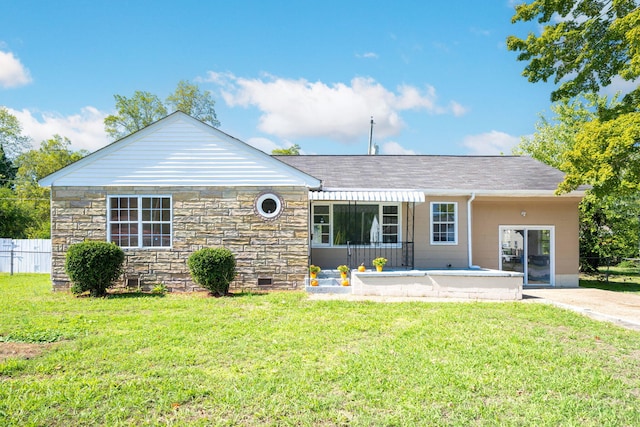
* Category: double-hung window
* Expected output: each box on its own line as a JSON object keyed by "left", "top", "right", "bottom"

{"left": 431, "top": 202, "right": 457, "bottom": 244}
{"left": 312, "top": 205, "right": 331, "bottom": 245}
{"left": 109, "top": 196, "right": 172, "bottom": 248}
{"left": 311, "top": 203, "right": 400, "bottom": 246}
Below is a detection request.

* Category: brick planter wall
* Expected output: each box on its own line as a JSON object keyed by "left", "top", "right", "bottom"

{"left": 50, "top": 186, "right": 310, "bottom": 292}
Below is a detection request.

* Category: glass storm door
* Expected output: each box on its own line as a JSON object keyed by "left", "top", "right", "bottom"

{"left": 500, "top": 227, "right": 554, "bottom": 286}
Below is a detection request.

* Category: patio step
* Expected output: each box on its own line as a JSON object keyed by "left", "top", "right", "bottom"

{"left": 305, "top": 273, "right": 352, "bottom": 294}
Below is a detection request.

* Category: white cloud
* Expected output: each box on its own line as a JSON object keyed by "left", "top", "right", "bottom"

{"left": 0, "top": 50, "right": 32, "bottom": 88}
{"left": 380, "top": 141, "right": 417, "bottom": 155}
{"left": 205, "top": 72, "right": 467, "bottom": 143}
{"left": 600, "top": 76, "right": 639, "bottom": 97}
{"left": 449, "top": 101, "right": 468, "bottom": 117}
{"left": 356, "top": 52, "right": 379, "bottom": 59}
{"left": 470, "top": 27, "right": 491, "bottom": 36}
{"left": 462, "top": 130, "right": 521, "bottom": 155}
{"left": 8, "top": 107, "right": 110, "bottom": 152}
{"left": 245, "top": 137, "right": 282, "bottom": 154}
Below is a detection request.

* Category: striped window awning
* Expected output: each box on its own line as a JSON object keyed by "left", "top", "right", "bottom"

{"left": 309, "top": 190, "right": 425, "bottom": 203}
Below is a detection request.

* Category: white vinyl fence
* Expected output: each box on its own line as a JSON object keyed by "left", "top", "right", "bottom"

{"left": 0, "top": 239, "right": 52, "bottom": 274}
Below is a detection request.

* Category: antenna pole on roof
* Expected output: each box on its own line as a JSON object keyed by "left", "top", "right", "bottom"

{"left": 368, "top": 116, "right": 375, "bottom": 155}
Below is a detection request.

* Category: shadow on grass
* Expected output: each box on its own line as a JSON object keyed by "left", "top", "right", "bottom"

{"left": 104, "top": 290, "right": 271, "bottom": 299}
{"left": 580, "top": 278, "right": 640, "bottom": 293}
{"left": 105, "top": 292, "right": 166, "bottom": 299}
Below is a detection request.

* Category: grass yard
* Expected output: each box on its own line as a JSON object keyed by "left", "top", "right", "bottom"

{"left": 580, "top": 264, "right": 640, "bottom": 294}
{"left": 1, "top": 274, "right": 640, "bottom": 426}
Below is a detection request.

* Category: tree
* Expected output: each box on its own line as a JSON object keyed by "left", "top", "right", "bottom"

{"left": 0, "top": 187, "right": 34, "bottom": 238}
{"left": 508, "top": 1, "right": 640, "bottom": 266}
{"left": 507, "top": 0, "right": 640, "bottom": 104}
{"left": 558, "top": 111, "right": 640, "bottom": 196}
{"left": 514, "top": 94, "right": 640, "bottom": 267}
{"left": 271, "top": 144, "right": 301, "bottom": 155}
{"left": 105, "top": 81, "right": 220, "bottom": 140}
{"left": 104, "top": 91, "right": 168, "bottom": 140}
{"left": 166, "top": 80, "right": 220, "bottom": 127}
{"left": 13, "top": 135, "right": 87, "bottom": 238}
{"left": 513, "top": 94, "right": 607, "bottom": 168}
{"left": 0, "top": 106, "right": 31, "bottom": 158}
{"left": 0, "top": 145, "right": 17, "bottom": 187}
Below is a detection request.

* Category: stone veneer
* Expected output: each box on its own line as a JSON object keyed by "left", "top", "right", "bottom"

{"left": 50, "top": 186, "right": 310, "bottom": 292}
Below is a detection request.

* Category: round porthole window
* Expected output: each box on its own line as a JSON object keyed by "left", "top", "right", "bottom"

{"left": 255, "top": 192, "right": 283, "bottom": 220}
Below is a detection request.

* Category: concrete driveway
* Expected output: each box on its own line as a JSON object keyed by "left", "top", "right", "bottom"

{"left": 524, "top": 287, "right": 640, "bottom": 331}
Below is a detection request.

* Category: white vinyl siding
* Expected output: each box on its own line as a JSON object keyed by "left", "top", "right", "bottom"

{"left": 39, "top": 113, "right": 321, "bottom": 188}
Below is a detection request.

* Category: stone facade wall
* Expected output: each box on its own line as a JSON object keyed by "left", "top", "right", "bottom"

{"left": 50, "top": 186, "right": 310, "bottom": 292}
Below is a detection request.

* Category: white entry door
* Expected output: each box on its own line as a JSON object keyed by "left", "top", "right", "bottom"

{"left": 500, "top": 226, "right": 554, "bottom": 286}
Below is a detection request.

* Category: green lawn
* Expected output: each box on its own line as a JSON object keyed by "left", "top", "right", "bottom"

{"left": 1, "top": 274, "right": 640, "bottom": 426}
{"left": 580, "top": 264, "right": 640, "bottom": 294}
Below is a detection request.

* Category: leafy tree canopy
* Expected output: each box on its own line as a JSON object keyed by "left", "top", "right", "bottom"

{"left": 514, "top": 93, "right": 609, "bottom": 169}
{"left": 0, "top": 187, "right": 34, "bottom": 238}
{"left": 0, "top": 106, "right": 31, "bottom": 158}
{"left": 12, "top": 135, "right": 88, "bottom": 238}
{"left": 104, "top": 81, "right": 220, "bottom": 140}
{"left": 15, "top": 135, "right": 87, "bottom": 187}
{"left": 0, "top": 145, "right": 17, "bottom": 187}
{"left": 271, "top": 144, "right": 301, "bottom": 155}
{"left": 514, "top": 94, "right": 640, "bottom": 262}
{"left": 507, "top": 0, "right": 640, "bottom": 103}
{"left": 104, "top": 91, "right": 168, "bottom": 140}
{"left": 559, "top": 110, "right": 640, "bottom": 196}
{"left": 166, "top": 80, "right": 220, "bottom": 127}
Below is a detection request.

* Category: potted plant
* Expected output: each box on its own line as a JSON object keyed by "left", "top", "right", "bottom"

{"left": 337, "top": 264, "right": 349, "bottom": 279}
{"left": 309, "top": 265, "right": 321, "bottom": 279}
{"left": 372, "top": 257, "right": 387, "bottom": 272}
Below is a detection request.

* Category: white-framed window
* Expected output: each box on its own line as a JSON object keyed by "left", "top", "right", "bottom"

{"left": 312, "top": 205, "right": 331, "bottom": 245}
{"left": 311, "top": 203, "right": 401, "bottom": 247}
{"left": 108, "top": 195, "right": 172, "bottom": 248}
{"left": 430, "top": 202, "right": 457, "bottom": 245}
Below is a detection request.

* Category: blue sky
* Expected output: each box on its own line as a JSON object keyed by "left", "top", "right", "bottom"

{"left": 1, "top": 1, "right": 562, "bottom": 156}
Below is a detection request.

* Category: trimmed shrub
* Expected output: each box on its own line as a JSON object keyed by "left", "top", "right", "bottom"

{"left": 188, "top": 247, "right": 237, "bottom": 296}
{"left": 65, "top": 241, "right": 125, "bottom": 297}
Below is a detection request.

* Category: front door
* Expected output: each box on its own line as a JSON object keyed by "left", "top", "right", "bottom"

{"left": 500, "top": 226, "right": 554, "bottom": 286}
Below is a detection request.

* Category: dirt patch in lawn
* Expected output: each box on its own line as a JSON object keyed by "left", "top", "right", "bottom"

{"left": 0, "top": 342, "right": 54, "bottom": 362}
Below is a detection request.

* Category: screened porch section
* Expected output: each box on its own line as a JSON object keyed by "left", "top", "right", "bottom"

{"left": 308, "top": 190, "right": 423, "bottom": 270}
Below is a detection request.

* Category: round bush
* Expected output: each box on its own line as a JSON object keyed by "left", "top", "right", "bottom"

{"left": 188, "top": 247, "right": 237, "bottom": 296}
{"left": 65, "top": 241, "right": 125, "bottom": 297}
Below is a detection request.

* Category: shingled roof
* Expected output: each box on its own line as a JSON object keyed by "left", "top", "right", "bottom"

{"left": 276, "top": 155, "right": 582, "bottom": 195}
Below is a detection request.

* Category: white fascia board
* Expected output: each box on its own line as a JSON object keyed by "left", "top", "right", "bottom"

{"left": 318, "top": 187, "right": 585, "bottom": 198}
{"left": 418, "top": 189, "right": 586, "bottom": 198}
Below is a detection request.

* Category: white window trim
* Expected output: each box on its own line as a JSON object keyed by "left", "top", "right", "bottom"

{"left": 310, "top": 202, "right": 403, "bottom": 248}
{"left": 499, "top": 225, "right": 555, "bottom": 286}
{"left": 255, "top": 192, "right": 283, "bottom": 220}
{"left": 107, "top": 195, "right": 173, "bottom": 249}
{"left": 430, "top": 201, "right": 458, "bottom": 245}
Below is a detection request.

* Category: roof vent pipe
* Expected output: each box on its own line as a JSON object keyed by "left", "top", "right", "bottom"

{"left": 368, "top": 116, "right": 376, "bottom": 155}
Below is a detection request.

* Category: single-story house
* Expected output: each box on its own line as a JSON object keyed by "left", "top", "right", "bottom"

{"left": 39, "top": 112, "right": 585, "bottom": 292}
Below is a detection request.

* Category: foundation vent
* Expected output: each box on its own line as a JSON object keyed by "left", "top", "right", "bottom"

{"left": 258, "top": 278, "right": 273, "bottom": 286}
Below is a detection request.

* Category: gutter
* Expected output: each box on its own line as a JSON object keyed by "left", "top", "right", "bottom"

{"left": 467, "top": 192, "right": 479, "bottom": 269}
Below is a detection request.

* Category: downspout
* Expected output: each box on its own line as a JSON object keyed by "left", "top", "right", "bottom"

{"left": 467, "top": 192, "right": 479, "bottom": 269}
